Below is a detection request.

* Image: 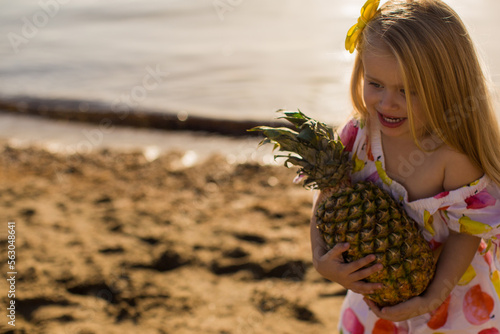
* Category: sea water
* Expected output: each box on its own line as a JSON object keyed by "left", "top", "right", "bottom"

{"left": 0, "top": 0, "right": 498, "bottom": 126}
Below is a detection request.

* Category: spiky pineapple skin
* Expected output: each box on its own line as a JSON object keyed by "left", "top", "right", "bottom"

{"left": 315, "top": 181, "right": 435, "bottom": 307}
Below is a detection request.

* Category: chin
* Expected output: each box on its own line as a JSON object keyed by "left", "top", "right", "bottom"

{"left": 380, "top": 127, "right": 411, "bottom": 138}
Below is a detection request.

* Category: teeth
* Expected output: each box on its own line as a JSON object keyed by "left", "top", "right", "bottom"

{"left": 383, "top": 116, "right": 404, "bottom": 123}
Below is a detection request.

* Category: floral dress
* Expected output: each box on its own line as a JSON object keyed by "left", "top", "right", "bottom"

{"left": 336, "top": 119, "right": 500, "bottom": 334}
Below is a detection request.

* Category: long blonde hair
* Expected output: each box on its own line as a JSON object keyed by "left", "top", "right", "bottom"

{"left": 350, "top": 0, "right": 500, "bottom": 185}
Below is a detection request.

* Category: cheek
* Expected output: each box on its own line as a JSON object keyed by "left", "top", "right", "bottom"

{"left": 363, "top": 87, "right": 377, "bottom": 109}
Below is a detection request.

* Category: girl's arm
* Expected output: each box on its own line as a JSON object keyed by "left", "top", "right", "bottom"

{"left": 310, "top": 190, "right": 383, "bottom": 295}
{"left": 365, "top": 230, "right": 480, "bottom": 322}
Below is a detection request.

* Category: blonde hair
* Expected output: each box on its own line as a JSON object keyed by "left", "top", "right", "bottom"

{"left": 350, "top": 0, "right": 500, "bottom": 185}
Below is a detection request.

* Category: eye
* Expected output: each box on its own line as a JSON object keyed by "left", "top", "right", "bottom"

{"left": 369, "top": 82, "right": 382, "bottom": 88}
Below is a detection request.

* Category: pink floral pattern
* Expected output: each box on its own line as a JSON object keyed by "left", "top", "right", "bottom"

{"left": 465, "top": 189, "right": 497, "bottom": 209}
{"left": 434, "top": 191, "right": 449, "bottom": 199}
{"left": 339, "top": 119, "right": 359, "bottom": 152}
{"left": 342, "top": 307, "right": 365, "bottom": 334}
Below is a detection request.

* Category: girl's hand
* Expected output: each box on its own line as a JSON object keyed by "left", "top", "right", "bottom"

{"left": 310, "top": 190, "right": 383, "bottom": 294}
{"left": 313, "top": 242, "right": 384, "bottom": 295}
{"left": 364, "top": 296, "right": 429, "bottom": 322}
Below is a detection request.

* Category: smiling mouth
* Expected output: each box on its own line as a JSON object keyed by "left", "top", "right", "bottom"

{"left": 377, "top": 112, "right": 407, "bottom": 127}
{"left": 382, "top": 115, "right": 405, "bottom": 123}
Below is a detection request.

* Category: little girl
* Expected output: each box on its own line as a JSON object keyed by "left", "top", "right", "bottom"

{"left": 311, "top": 0, "right": 500, "bottom": 332}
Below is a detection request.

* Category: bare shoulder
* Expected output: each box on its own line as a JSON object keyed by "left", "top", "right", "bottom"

{"left": 441, "top": 146, "right": 484, "bottom": 191}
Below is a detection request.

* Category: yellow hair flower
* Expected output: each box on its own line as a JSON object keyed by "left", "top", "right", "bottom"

{"left": 345, "top": 0, "right": 381, "bottom": 53}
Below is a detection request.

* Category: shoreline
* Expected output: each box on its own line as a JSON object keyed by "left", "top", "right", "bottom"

{"left": 0, "top": 111, "right": 280, "bottom": 167}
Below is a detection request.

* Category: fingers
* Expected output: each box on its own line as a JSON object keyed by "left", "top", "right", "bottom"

{"left": 351, "top": 281, "right": 384, "bottom": 295}
{"left": 363, "top": 296, "right": 427, "bottom": 322}
{"left": 323, "top": 242, "right": 350, "bottom": 260}
{"left": 318, "top": 242, "right": 384, "bottom": 294}
{"left": 363, "top": 297, "right": 381, "bottom": 312}
{"left": 325, "top": 244, "right": 382, "bottom": 271}
{"left": 348, "top": 253, "right": 377, "bottom": 270}
{"left": 347, "top": 256, "right": 383, "bottom": 281}
{"left": 323, "top": 243, "right": 383, "bottom": 279}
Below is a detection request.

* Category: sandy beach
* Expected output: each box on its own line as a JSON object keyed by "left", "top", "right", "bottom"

{"left": 0, "top": 114, "right": 345, "bottom": 334}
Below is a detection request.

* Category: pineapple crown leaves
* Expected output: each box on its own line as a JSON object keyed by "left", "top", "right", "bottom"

{"left": 248, "top": 109, "right": 352, "bottom": 189}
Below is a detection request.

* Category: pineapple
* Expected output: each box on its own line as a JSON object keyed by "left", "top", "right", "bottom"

{"left": 250, "top": 110, "right": 436, "bottom": 307}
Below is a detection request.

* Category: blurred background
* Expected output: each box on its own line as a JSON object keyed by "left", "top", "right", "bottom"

{"left": 0, "top": 1, "right": 499, "bottom": 333}
{"left": 0, "top": 0, "right": 498, "bottom": 138}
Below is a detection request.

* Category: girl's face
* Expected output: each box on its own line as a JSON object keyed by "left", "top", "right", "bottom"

{"left": 362, "top": 48, "right": 425, "bottom": 141}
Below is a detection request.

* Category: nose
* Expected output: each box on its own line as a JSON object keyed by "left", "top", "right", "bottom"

{"left": 379, "top": 90, "right": 399, "bottom": 112}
